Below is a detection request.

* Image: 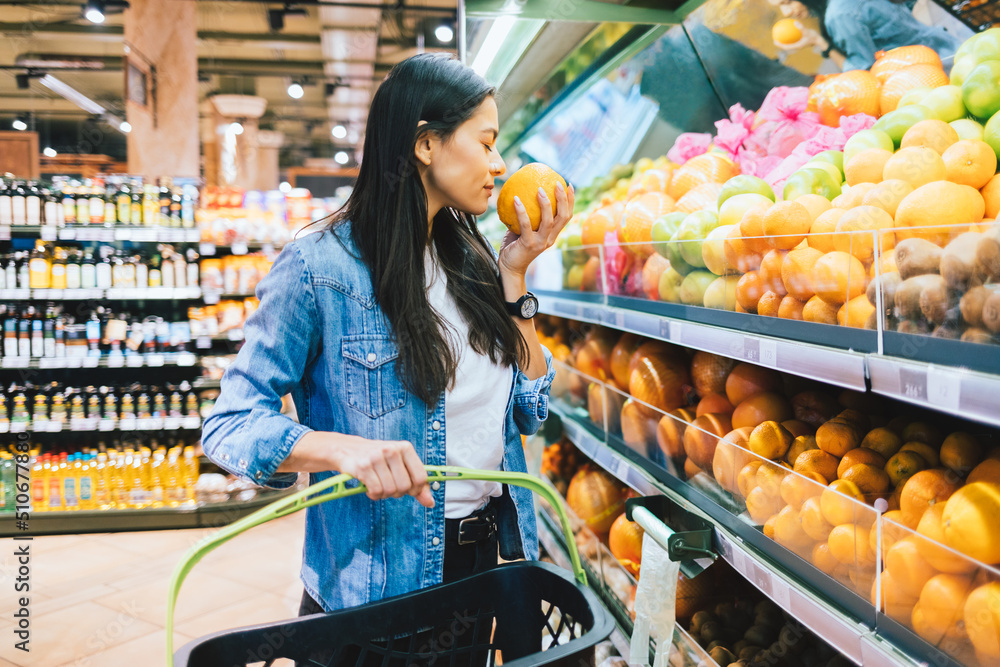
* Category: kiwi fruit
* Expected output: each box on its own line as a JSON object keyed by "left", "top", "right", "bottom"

{"left": 895, "top": 237, "right": 941, "bottom": 279}
{"left": 710, "top": 647, "right": 737, "bottom": 665}
{"left": 689, "top": 610, "right": 714, "bottom": 636}
{"left": 918, "top": 274, "right": 957, "bottom": 325}
{"left": 707, "top": 639, "right": 725, "bottom": 652}
{"left": 866, "top": 270, "right": 901, "bottom": 311}
{"left": 700, "top": 620, "right": 725, "bottom": 644}
{"left": 961, "top": 327, "right": 994, "bottom": 344}
{"left": 744, "top": 624, "right": 778, "bottom": 647}
{"left": 738, "top": 645, "right": 763, "bottom": 661}
{"left": 959, "top": 284, "right": 1000, "bottom": 327}
{"left": 932, "top": 322, "right": 962, "bottom": 339}
{"left": 984, "top": 292, "right": 1000, "bottom": 333}
{"left": 732, "top": 639, "right": 749, "bottom": 655}
{"left": 941, "top": 231, "right": 983, "bottom": 290}
{"left": 896, "top": 319, "right": 930, "bottom": 335}
{"left": 895, "top": 274, "right": 940, "bottom": 320}
{"left": 974, "top": 225, "right": 1000, "bottom": 282}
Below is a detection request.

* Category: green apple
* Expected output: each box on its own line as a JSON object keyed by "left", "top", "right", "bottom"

{"left": 673, "top": 211, "right": 720, "bottom": 268}
{"left": 703, "top": 275, "right": 740, "bottom": 310}
{"left": 920, "top": 85, "right": 967, "bottom": 123}
{"left": 652, "top": 212, "right": 694, "bottom": 275}
{"left": 951, "top": 118, "right": 985, "bottom": 141}
{"left": 718, "top": 193, "right": 772, "bottom": 228}
{"left": 973, "top": 29, "right": 1000, "bottom": 64}
{"left": 702, "top": 224, "right": 734, "bottom": 276}
{"left": 658, "top": 267, "right": 685, "bottom": 302}
{"left": 872, "top": 104, "right": 935, "bottom": 147}
{"left": 898, "top": 87, "right": 933, "bottom": 109}
{"left": 955, "top": 31, "right": 984, "bottom": 63}
{"left": 561, "top": 229, "right": 589, "bottom": 265}
{"left": 565, "top": 263, "right": 585, "bottom": 290}
{"left": 963, "top": 60, "right": 1000, "bottom": 120}
{"left": 717, "top": 175, "right": 775, "bottom": 208}
{"left": 679, "top": 270, "right": 717, "bottom": 306}
{"left": 782, "top": 167, "right": 842, "bottom": 202}
{"left": 811, "top": 150, "right": 844, "bottom": 176}
{"left": 984, "top": 109, "right": 1000, "bottom": 162}
{"left": 803, "top": 160, "right": 843, "bottom": 186}
{"left": 843, "top": 129, "right": 895, "bottom": 165}
{"left": 951, "top": 55, "right": 978, "bottom": 88}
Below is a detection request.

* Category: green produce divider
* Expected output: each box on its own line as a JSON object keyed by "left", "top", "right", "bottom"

{"left": 166, "top": 466, "right": 584, "bottom": 665}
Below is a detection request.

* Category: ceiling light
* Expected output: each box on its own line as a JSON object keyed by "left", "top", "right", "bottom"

{"left": 435, "top": 24, "right": 454, "bottom": 43}
{"left": 84, "top": 1, "right": 105, "bottom": 23}
{"left": 287, "top": 82, "right": 304, "bottom": 99}
{"left": 230, "top": 122, "right": 244, "bottom": 135}
{"left": 334, "top": 151, "right": 349, "bottom": 165}
{"left": 38, "top": 74, "right": 106, "bottom": 115}
{"left": 43, "top": 147, "right": 57, "bottom": 158}
{"left": 119, "top": 121, "right": 131, "bottom": 133}
{"left": 12, "top": 119, "right": 27, "bottom": 131}
{"left": 331, "top": 124, "right": 346, "bottom": 139}
{"left": 471, "top": 17, "right": 515, "bottom": 78}
{"left": 279, "top": 181, "right": 291, "bottom": 193}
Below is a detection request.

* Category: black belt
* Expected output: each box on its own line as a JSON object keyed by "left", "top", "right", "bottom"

{"left": 445, "top": 500, "right": 498, "bottom": 546}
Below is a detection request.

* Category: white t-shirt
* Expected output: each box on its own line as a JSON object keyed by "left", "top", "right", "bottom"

{"left": 424, "top": 246, "right": 510, "bottom": 519}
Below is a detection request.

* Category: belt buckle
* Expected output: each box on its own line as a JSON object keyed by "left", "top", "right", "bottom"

{"left": 457, "top": 516, "right": 495, "bottom": 546}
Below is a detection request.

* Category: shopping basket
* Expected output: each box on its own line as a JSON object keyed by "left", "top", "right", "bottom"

{"left": 167, "top": 466, "right": 615, "bottom": 667}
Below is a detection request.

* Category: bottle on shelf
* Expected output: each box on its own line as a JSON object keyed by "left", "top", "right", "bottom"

{"left": 25, "top": 182, "right": 41, "bottom": 226}
{"left": 63, "top": 452, "right": 79, "bottom": 511}
{"left": 17, "top": 308, "right": 30, "bottom": 358}
{"left": 130, "top": 179, "right": 142, "bottom": 225}
{"left": 28, "top": 241, "right": 51, "bottom": 289}
{"left": 44, "top": 186, "right": 62, "bottom": 227}
{"left": 88, "top": 181, "right": 104, "bottom": 225}
{"left": 65, "top": 248, "right": 81, "bottom": 289}
{"left": 116, "top": 181, "right": 131, "bottom": 225}
{"left": 95, "top": 247, "right": 113, "bottom": 289}
{"left": 103, "top": 182, "right": 117, "bottom": 225}
{"left": 143, "top": 184, "right": 159, "bottom": 226}
{"left": 17, "top": 252, "right": 29, "bottom": 290}
{"left": 76, "top": 182, "right": 89, "bottom": 226}
{"left": 81, "top": 249, "right": 97, "bottom": 289}
{"left": 3, "top": 255, "right": 13, "bottom": 291}
{"left": 62, "top": 183, "right": 77, "bottom": 225}
{"left": 11, "top": 181, "right": 27, "bottom": 226}
{"left": 0, "top": 180, "right": 12, "bottom": 226}
{"left": 46, "top": 454, "right": 62, "bottom": 511}
{"left": 78, "top": 453, "right": 95, "bottom": 510}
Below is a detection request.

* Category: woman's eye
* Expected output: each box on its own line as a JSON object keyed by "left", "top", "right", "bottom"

{"left": 484, "top": 144, "right": 492, "bottom": 152}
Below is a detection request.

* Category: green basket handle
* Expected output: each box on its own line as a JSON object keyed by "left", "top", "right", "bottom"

{"left": 166, "top": 466, "right": 585, "bottom": 665}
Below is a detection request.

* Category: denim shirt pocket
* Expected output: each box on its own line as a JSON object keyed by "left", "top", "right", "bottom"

{"left": 342, "top": 334, "right": 407, "bottom": 418}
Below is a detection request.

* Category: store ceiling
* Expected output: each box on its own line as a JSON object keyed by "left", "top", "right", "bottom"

{"left": 0, "top": 0, "right": 457, "bottom": 166}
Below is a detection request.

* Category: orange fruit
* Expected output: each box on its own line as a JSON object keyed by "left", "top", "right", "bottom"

{"left": 712, "top": 427, "right": 754, "bottom": 494}
{"left": 816, "top": 70, "right": 881, "bottom": 127}
{"left": 724, "top": 363, "right": 782, "bottom": 406}
{"left": 610, "top": 332, "right": 642, "bottom": 388}
{"left": 794, "top": 448, "right": 840, "bottom": 484}
{"left": 763, "top": 201, "right": 813, "bottom": 250}
{"left": 821, "top": 479, "right": 867, "bottom": 527}
{"left": 808, "top": 207, "right": 846, "bottom": 253}
{"left": 620, "top": 192, "right": 676, "bottom": 258}
{"left": 886, "top": 536, "right": 940, "bottom": 598}
{"left": 781, "top": 246, "right": 824, "bottom": 301}
{"left": 746, "top": 484, "right": 784, "bottom": 525}
{"left": 861, "top": 427, "right": 903, "bottom": 459}
{"left": 608, "top": 513, "right": 645, "bottom": 566}
{"left": 939, "top": 432, "right": 982, "bottom": 476}
{"left": 763, "top": 513, "right": 778, "bottom": 539}
{"left": 900, "top": 469, "right": 962, "bottom": 528}
{"left": 813, "top": 251, "right": 866, "bottom": 305}
{"left": 861, "top": 179, "right": 914, "bottom": 218}
{"left": 668, "top": 153, "right": 738, "bottom": 200}
{"left": 911, "top": 573, "right": 975, "bottom": 645}
{"left": 757, "top": 290, "right": 781, "bottom": 317}
{"left": 802, "top": 295, "right": 840, "bottom": 325}
{"left": 748, "top": 420, "right": 794, "bottom": 460}
{"left": 916, "top": 502, "right": 978, "bottom": 574}
{"left": 724, "top": 223, "right": 764, "bottom": 274}
{"left": 759, "top": 249, "right": 788, "bottom": 295}
{"left": 870, "top": 509, "right": 908, "bottom": 558}
{"left": 882, "top": 146, "right": 947, "bottom": 189}
{"left": 828, "top": 523, "right": 873, "bottom": 566}
{"left": 942, "top": 482, "right": 1000, "bottom": 565}
{"left": 964, "top": 581, "right": 1000, "bottom": 659}
{"left": 870, "top": 45, "right": 943, "bottom": 85}
{"left": 837, "top": 295, "right": 875, "bottom": 328}
{"left": 968, "top": 458, "right": 1000, "bottom": 485}
{"left": 833, "top": 205, "right": 895, "bottom": 264}
{"left": 832, "top": 183, "right": 876, "bottom": 210}
{"left": 841, "top": 463, "right": 892, "bottom": 501}
{"left": 695, "top": 392, "right": 734, "bottom": 417}
{"left": 879, "top": 64, "right": 949, "bottom": 115}
{"left": 795, "top": 193, "right": 832, "bottom": 222}
{"left": 735, "top": 270, "right": 765, "bottom": 313}
{"left": 731, "top": 392, "right": 793, "bottom": 430}
{"left": 885, "top": 450, "right": 929, "bottom": 488}
{"left": 983, "top": 174, "right": 1000, "bottom": 219}
{"left": 772, "top": 17, "right": 803, "bottom": 45}
{"left": 773, "top": 504, "right": 814, "bottom": 551}
{"left": 626, "top": 167, "right": 672, "bottom": 199}
{"left": 781, "top": 471, "right": 826, "bottom": 510}
{"left": 838, "top": 448, "right": 888, "bottom": 479}
{"left": 581, "top": 202, "right": 624, "bottom": 254}
{"left": 894, "top": 181, "right": 986, "bottom": 246}
{"left": 812, "top": 541, "right": 840, "bottom": 574}
{"left": 739, "top": 205, "right": 772, "bottom": 255}
{"left": 943, "top": 140, "right": 998, "bottom": 189}
{"left": 900, "top": 119, "right": 960, "bottom": 155}
{"left": 497, "top": 163, "right": 568, "bottom": 235}
{"left": 800, "top": 495, "right": 834, "bottom": 540}
{"left": 786, "top": 434, "right": 819, "bottom": 465}
{"left": 901, "top": 421, "right": 945, "bottom": 448}
{"left": 874, "top": 570, "right": 921, "bottom": 624}
{"left": 844, "top": 148, "right": 892, "bottom": 186}
{"left": 675, "top": 182, "right": 723, "bottom": 214}
{"left": 777, "top": 295, "right": 805, "bottom": 320}
{"left": 756, "top": 461, "right": 790, "bottom": 498}
{"left": 737, "top": 459, "right": 765, "bottom": 498}
{"left": 900, "top": 441, "right": 940, "bottom": 468}
{"left": 627, "top": 340, "right": 691, "bottom": 416}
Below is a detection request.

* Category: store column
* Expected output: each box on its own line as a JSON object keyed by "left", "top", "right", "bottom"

{"left": 255, "top": 130, "right": 284, "bottom": 191}
{"left": 123, "top": 0, "right": 199, "bottom": 178}
{"left": 207, "top": 94, "right": 268, "bottom": 190}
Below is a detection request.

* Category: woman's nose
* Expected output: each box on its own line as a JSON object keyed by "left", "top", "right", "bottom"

{"left": 492, "top": 156, "right": 506, "bottom": 176}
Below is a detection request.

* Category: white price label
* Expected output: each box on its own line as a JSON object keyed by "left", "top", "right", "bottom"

{"left": 199, "top": 242, "right": 216, "bottom": 256}
{"left": 70, "top": 419, "right": 90, "bottom": 431}
{"left": 183, "top": 417, "right": 201, "bottom": 430}
{"left": 99, "top": 419, "right": 117, "bottom": 431}
{"left": 927, "top": 365, "right": 961, "bottom": 412}
{"left": 733, "top": 548, "right": 748, "bottom": 575}
{"left": 615, "top": 311, "right": 625, "bottom": 328}
{"left": 100, "top": 229, "right": 115, "bottom": 243}
{"left": 48, "top": 289, "right": 64, "bottom": 300}
{"left": 669, "top": 321, "right": 682, "bottom": 342}
{"left": 126, "top": 355, "right": 145, "bottom": 368}
{"left": 898, "top": 367, "right": 928, "bottom": 401}
{"left": 115, "top": 229, "right": 132, "bottom": 241}
{"left": 175, "top": 352, "right": 196, "bottom": 367}
{"left": 231, "top": 242, "right": 249, "bottom": 256}
{"left": 0, "top": 422, "right": 9, "bottom": 434}
{"left": 0, "top": 227, "right": 9, "bottom": 241}
{"left": 40, "top": 226, "right": 57, "bottom": 241}
{"left": 81, "top": 357, "right": 99, "bottom": 368}
{"left": 39, "top": 357, "right": 66, "bottom": 369}
{"left": 107, "top": 356, "right": 125, "bottom": 368}
{"left": 770, "top": 575, "right": 791, "bottom": 610}
{"left": 164, "top": 418, "right": 181, "bottom": 430}
{"left": 2, "top": 357, "right": 29, "bottom": 368}
{"left": 614, "top": 457, "right": 630, "bottom": 482}
{"left": 227, "top": 329, "right": 244, "bottom": 341}
{"left": 9, "top": 421, "right": 25, "bottom": 433}
{"left": 743, "top": 338, "right": 760, "bottom": 364}
{"left": 119, "top": 419, "right": 137, "bottom": 431}
{"left": 145, "top": 354, "right": 164, "bottom": 367}
{"left": 65, "top": 358, "right": 83, "bottom": 368}
{"left": 58, "top": 229, "right": 76, "bottom": 240}
{"left": 149, "top": 418, "right": 164, "bottom": 430}
{"left": 759, "top": 339, "right": 777, "bottom": 368}
{"left": 185, "top": 230, "right": 201, "bottom": 242}
{"left": 196, "top": 336, "right": 212, "bottom": 349}
{"left": 48, "top": 421, "right": 63, "bottom": 433}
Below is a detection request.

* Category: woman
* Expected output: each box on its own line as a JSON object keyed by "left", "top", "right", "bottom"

{"left": 202, "top": 53, "right": 572, "bottom": 615}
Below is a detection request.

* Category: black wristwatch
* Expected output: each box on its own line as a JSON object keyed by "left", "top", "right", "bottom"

{"left": 505, "top": 292, "right": 538, "bottom": 319}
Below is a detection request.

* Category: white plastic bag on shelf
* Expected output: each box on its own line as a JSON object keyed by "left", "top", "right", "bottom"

{"left": 629, "top": 532, "right": 680, "bottom": 667}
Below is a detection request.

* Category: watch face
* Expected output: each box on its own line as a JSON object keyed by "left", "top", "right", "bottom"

{"left": 521, "top": 297, "right": 538, "bottom": 319}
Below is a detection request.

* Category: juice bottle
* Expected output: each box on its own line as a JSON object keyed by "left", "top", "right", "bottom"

{"left": 93, "top": 452, "right": 110, "bottom": 509}
{"left": 149, "top": 448, "right": 165, "bottom": 508}
{"left": 0, "top": 453, "right": 10, "bottom": 512}
{"left": 78, "top": 453, "right": 94, "bottom": 510}
{"left": 182, "top": 445, "right": 198, "bottom": 505}
{"left": 62, "top": 452, "right": 78, "bottom": 511}
{"left": 30, "top": 454, "right": 46, "bottom": 512}
{"left": 46, "top": 453, "right": 63, "bottom": 511}
{"left": 164, "top": 447, "right": 182, "bottom": 507}
{"left": 127, "top": 448, "right": 147, "bottom": 508}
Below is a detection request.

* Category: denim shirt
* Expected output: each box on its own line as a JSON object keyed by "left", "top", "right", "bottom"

{"left": 825, "top": 0, "right": 963, "bottom": 72}
{"left": 201, "top": 222, "right": 552, "bottom": 612}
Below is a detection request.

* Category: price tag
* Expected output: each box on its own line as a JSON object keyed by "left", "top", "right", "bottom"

{"left": 115, "top": 229, "right": 132, "bottom": 241}
{"left": 149, "top": 417, "right": 164, "bottom": 430}
{"left": 107, "top": 356, "right": 125, "bottom": 368}
{"left": 0, "top": 227, "right": 9, "bottom": 241}
{"left": 81, "top": 357, "right": 99, "bottom": 368}
{"left": 199, "top": 242, "right": 216, "bottom": 256}
{"left": 898, "top": 367, "right": 928, "bottom": 402}
{"left": 759, "top": 339, "right": 777, "bottom": 368}
{"left": 39, "top": 357, "right": 66, "bottom": 369}
{"left": 581, "top": 307, "right": 598, "bottom": 322}
{"left": 104, "top": 289, "right": 122, "bottom": 300}
{"left": 716, "top": 533, "right": 734, "bottom": 562}
{"left": 40, "top": 226, "right": 57, "bottom": 241}
{"left": 167, "top": 230, "right": 183, "bottom": 243}
{"left": 927, "top": 365, "right": 961, "bottom": 412}
{"left": 750, "top": 561, "right": 773, "bottom": 597}
{"left": 182, "top": 416, "right": 201, "bottom": 430}
{"left": 99, "top": 419, "right": 117, "bottom": 431}
{"left": 227, "top": 329, "right": 244, "bottom": 341}
{"left": 770, "top": 575, "right": 791, "bottom": 610}
{"left": 9, "top": 422, "right": 25, "bottom": 433}
{"left": 48, "top": 421, "right": 63, "bottom": 433}
{"left": 119, "top": 418, "right": 137, "bottom": 431}
{"left": 2, "top": 357, "right": 29, "bottom": 368}
{"left": 34, "top": 289, "right": 50, "bottom": 300}
{"left": 185, "top": 230, "right": 201, "bottom": 243}
{"left": 164, "top": 417, "right": 181, "bottom": 430}
{"left": 175, "top": 352, "right": 197, "bottom": 367}
{"left": 100, "top": 229, "right": 115, "bottom": 243}
{"left": 196, "top": 336, "right": 212, "bottom": 349}
{"left": 65, "top": 357, "right": 83, "bottom": 368}
{"left": 659, "top": 319, "right": 670, "bottom": 339}
{"left": 743, "top": 338, "right": 760, "bottom": 364}
{"left": 58, "top": 229, "right": 76, "bottom": 240}
{"left": 14, "top": 289, "right": 29, "bottom": 300}
{"left": 732, "top": 548, "right": 748, "bottom": 576}
{"left": 33, "top": 420, "right": 49, "bottom": 433}
{"left": 614, "top": 457, "right": 631, "bottom": 482}
{"left": 0, "top": 422, "right": 10, "bottom": 434}
{"left": 70, "top": 418, "right": 90, "bottom": 431}
{"left": 48, "top": 289, "right": 64, "bottom": 300}
{"left": 125, "top": 355, "right": 144, "bottom": 368}
{"left": 145, "top": 354, "right": 164, "bottom": 367}
{"left": 231, "top": 242, "right": 249, "bottom": 256}
{"left": 669, "top": 320, "right": 682, "bottom": 343}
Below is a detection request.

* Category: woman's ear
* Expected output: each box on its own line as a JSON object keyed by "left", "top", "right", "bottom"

{"left": 414, "top": 120, "right": 434, "bottom": 167}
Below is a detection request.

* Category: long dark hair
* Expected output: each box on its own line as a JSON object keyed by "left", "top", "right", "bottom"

{"left": 327, "top": 53, "right": 527, "bottom": 406}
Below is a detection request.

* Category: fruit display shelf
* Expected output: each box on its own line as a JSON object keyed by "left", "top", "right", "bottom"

{"left": 550, "top": 402, "right": 935, "bottom": 667}
{"left": 536, "top": 290, "right": 1000, "bottom": 430}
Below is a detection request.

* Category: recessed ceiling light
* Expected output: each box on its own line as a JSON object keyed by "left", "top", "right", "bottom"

{"left": 334, "top": 151, "right": 349, "bottom": 165}
{"left": 12, "top": 119, "right": 27, "bottom": 131}
{"left": 43, "top": 147, "right": 57, "bottom": 157}
{"left": 435, "top": 24, "right": 454, "bottom": 43}
{"left": 331, "top": 124, "right": 347, "bottom": 139}
{"left": 287, "top": 82, "right": 304, "bottom": 99}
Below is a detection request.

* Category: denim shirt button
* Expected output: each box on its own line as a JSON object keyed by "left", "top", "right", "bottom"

{"left": 238, "top": 459, "right": 248, "bottom": 469}
{"left": 366, "top": 352, "right": 377, "bottom": 363}
{"left": 221, "top": 453, "right": 230, "bottom": 462}
{"left": 432, "top": 536, "right": 440, "bottom": 546}
{"left": 431, "top": 481, "right": 441, "bottom": 491}
{"left": 431, "top": 420, "right": 441, "bottom": 431}
{"left": 255, "top": 471, "right": 263, "bottom": 479}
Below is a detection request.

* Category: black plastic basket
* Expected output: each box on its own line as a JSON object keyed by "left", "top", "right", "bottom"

{"left": 167, "top": 466, "right": 614, "bottom": 667}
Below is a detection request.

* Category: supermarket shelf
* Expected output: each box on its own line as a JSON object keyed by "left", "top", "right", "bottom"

{"left": 550, "top": 404, "right": 932, "bottom": 667}
{"left": 201, "top": 290, "right": 256, "bottom": 305}
{"left": 0, "top": 416, "right": 202, "bottom": 434}
{"left": 1, "top": 225, "right": 201, "bottom": 244}
{"left": 192, "top": 377, "right": 221, "bottom": 390}
{"left": 868, "top": 355, "right": 1000, "bottom": 429}
{"left": 537, "top": 292, "right": 869, "bottom": 391}
{"left": 0, "top": 287, "right": 202, "bottom": 300}
{"left": 0, "top": 352, "right": 200, "bottom": 370}
{"left": 0, "top": 486, "right": 297, "bottom": 536}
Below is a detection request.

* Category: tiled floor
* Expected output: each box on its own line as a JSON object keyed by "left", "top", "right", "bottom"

{"left": 0, "top": 511, "right": 306, "bottom": 666}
